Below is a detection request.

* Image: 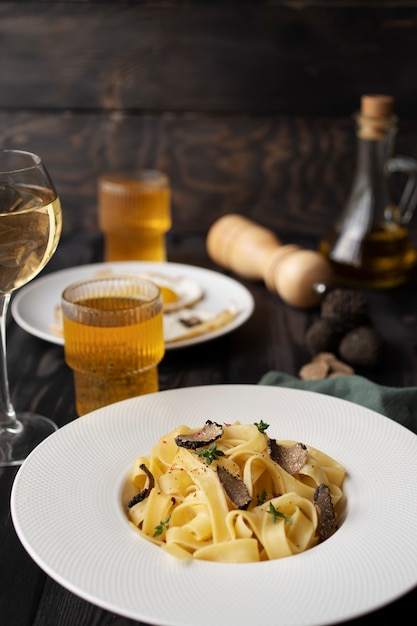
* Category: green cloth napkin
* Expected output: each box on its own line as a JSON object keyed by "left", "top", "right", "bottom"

{"left": 259, "top": 372, "right": 417, "bottom": 435}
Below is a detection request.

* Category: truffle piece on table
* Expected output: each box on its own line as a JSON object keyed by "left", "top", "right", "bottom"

{"left": 299, "top": 353, "right": 355, "bottom": 380}
{"left": 338, "top": 325, "right": 384, "bottom": 367}
{"left": 299, "top": 359, "right": 329, "bottom": 380}
{"left": 314, "top": 352, "right": 355, "bottom": 376}
{"left": 321, "top": 288, "right": 369, "bottom": 332}
{"left": 305, "top": 318, "right": 343, "bottom": 355}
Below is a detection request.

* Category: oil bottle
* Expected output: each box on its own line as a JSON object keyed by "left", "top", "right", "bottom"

{"left": 319, "top": 94, "right": 417, "bottom": 288}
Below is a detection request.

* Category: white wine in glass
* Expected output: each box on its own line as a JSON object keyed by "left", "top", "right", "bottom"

{"left": 0, "top": 149, "right": 62, "bottom": 466}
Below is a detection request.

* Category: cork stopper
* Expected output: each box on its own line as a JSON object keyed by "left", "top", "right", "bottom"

{"left": 361, "top": 94, "right": 394, "bottom": 119}
{"left": 357, "top": 94, "right": 396, "bottom": 139}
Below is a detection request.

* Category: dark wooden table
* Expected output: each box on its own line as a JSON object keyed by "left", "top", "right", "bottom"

{"left": 1, "top": 229, "right": 416, "bottom": 626}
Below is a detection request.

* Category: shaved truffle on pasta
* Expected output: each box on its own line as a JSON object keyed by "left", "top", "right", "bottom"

{"left": 314, "top": 482, "right": 336, "bottom": 542}
{"left": 174, "top": 420, "right": 223, "bottom": 449}
{"left": 217, "top": 465, "right": 252, "bottom": 510}
{"left": 267, "top": 439, "right": 308, "bottom": 474}
{"left": 127, "top": 463, "right": 154, "bottom": 508}
{"left": 125, "top": 421, "right": 346, "bottom": 563}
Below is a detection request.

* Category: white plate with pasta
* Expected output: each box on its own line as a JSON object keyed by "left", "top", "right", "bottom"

{"left": 11, "top": 384, "right": 417, "bottom": 626}
{"left": 11, "top": 260, "right": 254, "bottom": 349}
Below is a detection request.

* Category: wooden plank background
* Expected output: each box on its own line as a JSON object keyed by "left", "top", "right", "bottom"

{"left": 1, "top": 1, "right": 417, "bottom": 245}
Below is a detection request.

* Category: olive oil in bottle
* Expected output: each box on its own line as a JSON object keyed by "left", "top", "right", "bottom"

{"left": 319, "top": 94, "right": 417, "bottom": 288}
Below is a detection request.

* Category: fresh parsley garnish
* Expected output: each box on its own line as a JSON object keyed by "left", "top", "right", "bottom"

{"left": 267, "top": 502, "right": 291, "bottom": 524}
{"left": 255, "top": 420, "right": 269, "bottom": 433}
{"left": 257, "top": 489, "right": 267, "bottom": 505}
{"left": 153, "top": 515, "right": 171, "bottom": 537}
{"left": 195, "top": 442, "right": 225, "bottom": 465}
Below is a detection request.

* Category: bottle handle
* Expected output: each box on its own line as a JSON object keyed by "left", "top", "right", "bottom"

{"left": 385, "top": 155, "right": 417, "bottom": 224}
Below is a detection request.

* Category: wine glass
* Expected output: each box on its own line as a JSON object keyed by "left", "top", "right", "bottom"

{"left": 0, "top": 149, "right": 62, "bottom": 466}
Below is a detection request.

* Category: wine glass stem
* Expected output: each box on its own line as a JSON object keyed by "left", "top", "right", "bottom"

{"left": 0, "top": 293, "right": 19, "bottom": 431}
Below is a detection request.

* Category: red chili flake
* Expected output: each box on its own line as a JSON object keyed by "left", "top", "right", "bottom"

{"left": 170, "top": 464, "right": 185, "bottom": 472}
{"left": 162, "top": 439, "right": 168, "bottom": 444}
{"left": 224, "top": 422, "right": 232, "bottom": 427}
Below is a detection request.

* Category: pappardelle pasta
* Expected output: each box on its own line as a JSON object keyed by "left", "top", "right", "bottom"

{"left": 125, "top": 420, "right": 346, "bottom": 562}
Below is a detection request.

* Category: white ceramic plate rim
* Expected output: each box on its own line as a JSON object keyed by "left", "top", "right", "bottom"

{"left": 11, "top": 384, "right": 417, "bottom": 626}
{"left": 11, "top": 261, "right": 254, "bottom": 350}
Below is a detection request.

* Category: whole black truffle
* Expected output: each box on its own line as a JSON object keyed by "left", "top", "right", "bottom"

{"left": 321, "top": 288, "right": 369, "bottom": 332}
{"left": 305, "top": 318, "right": 342, "bottom": 355}
{"left": 338, "top": 326, "right": 383, "bottom": 367}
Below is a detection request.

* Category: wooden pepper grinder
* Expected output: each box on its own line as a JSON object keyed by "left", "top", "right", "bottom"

{"left": 206, "top": 214, "right": 334, "bottom": 308}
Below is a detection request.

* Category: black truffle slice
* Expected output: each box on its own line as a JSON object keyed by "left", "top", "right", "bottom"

{"left": 313, "top": 483, "right": 336, "bottom": 542}
{"left": 217, "top": 465, "right": 252, "bottom": 510}
{"left": 175, "top": 420, "right": 223, "bottom": 449}
{"left": 268, "top": 439, "right": 308, "bottom": 474}
{"left": 305, "top": 318, "right": 342, "bottom": 355}
{"left": 179, "top": 315, "right": 203, "bottom": 328}
{"left": 321, "top": 288, "right": 369, "bottom": 332}
{"left": 338, "top": 325, "right": 383, "bottom": 367}
{"left": 127, "top": 464, "right": 155, "bottom": 508}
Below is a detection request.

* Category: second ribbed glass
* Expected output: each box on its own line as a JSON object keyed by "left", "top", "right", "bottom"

{"left": 98, "top": 170, "right": 171, "bottom": 262}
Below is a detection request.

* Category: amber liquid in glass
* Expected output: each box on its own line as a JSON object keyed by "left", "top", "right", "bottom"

{"left": 63, "top": 296, "right": 164, "bottom": 415}
{"left": 99, "top": 174, "right": 171, "bottom": 262}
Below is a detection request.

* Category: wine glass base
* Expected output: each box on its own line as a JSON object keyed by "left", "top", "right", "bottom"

{"left": 0, "top": 412, "right": 58, "bottom": 467}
